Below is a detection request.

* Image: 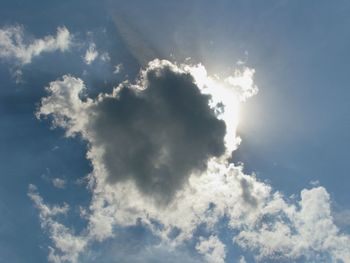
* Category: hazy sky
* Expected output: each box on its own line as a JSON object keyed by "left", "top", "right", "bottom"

{"left": 1, "top": 1, "right": 350, "bottom": 263}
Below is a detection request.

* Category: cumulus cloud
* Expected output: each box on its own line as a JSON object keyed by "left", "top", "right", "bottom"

{"left": 0, "top": 25, "right": 71, "bottom": 65}
{"left": 235, "top": 187, "right": 350, "bottom": 262}
{"left": 38, "top": 59, "right": 226, "bottom": 202}
{"left": 33, "top": 59, "right": 350, "bottom": 263}
{"left": 196, "top": 235, "right": 226, "bottom": 263}
{"left": 240, "top": 177, "right": 258, "bottom": 207}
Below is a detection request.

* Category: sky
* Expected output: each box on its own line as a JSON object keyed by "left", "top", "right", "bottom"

{"left": 0, "top": 1, "right": 350, "bottom": 263}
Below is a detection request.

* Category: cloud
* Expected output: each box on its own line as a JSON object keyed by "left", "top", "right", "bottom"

{"left": 237, "top": 256, "right": 247, "bottom": 263}
{"left": 83, "top": 42, "right": 110, "bottom": 65}
{"left": 196, "top": 235, "right": 226, "bottom": 263}
{"left": 52, "top": 178, "right": 66, "bottom": 189}
{"left": 224, "top": 68, "right": 258, "bottom": 102}
{"left": 113, "top": 63, "right": 123, "bottom": 74}
{"left": 28, "top": 185, "right": 87, "bottom": 263}
{"left": 33, "top": 59, "right": 350, "bottom": 263}
{"left": 234, "top": 187, "right": 350, "bottom": 262}
{"left": 38, "top": 59, "right": 226, "bottom": 202}
{"left": 239, "top": 177, "right": 258, "bottom": 207}
{"left": 83, "top": 43, "right": 98, "bottom": 65}
{"left": 78, "top": 229, "right": 202, "bottom": 263}
{"left": 0, "top": 25, "right": 71, "bottom": 65}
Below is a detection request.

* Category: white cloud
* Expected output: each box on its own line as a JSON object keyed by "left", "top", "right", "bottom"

{"left": 28, "top": 184, "right": 69, "bottom": 217}
{"left": 36, "top": 75, "right": 89, "bottom": 137}
{"left": 33, "top": 59, "right": 350, "bottom": 263}
{"left": 234, "top": 187, "right": 350, "bottom": 262}
{"left": 83, "top": 42, "right": 110, "bottom": 65}
{"left": 224, "top": 68, "right": 258, "bottom": 102}
{"left": 52, "top": 178, "right": 66, "bottom": 189}
{"left": 196, "top": 235, "right": 226, "bottom": 263}
{"left": 113, "top": 63, "right": 123, "bottom": 74}
{"left": 0, "top": 25, "right": 71, "bottom": 65}
{"left": 28, "top": 185, "right": 87, "bottom": 263}
{"left": 83, "top": 43, "right": 98, "bottom": 65}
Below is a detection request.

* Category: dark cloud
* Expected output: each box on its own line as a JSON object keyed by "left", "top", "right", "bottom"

{"left": 89, "top": 64, "right": 226, "bottom": 202}
{"left": 240, "top": 178, "right": 258, "bottom": 207}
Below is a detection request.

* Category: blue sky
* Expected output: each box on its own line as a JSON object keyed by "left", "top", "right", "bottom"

{"left": 0, "top": 1, "right": 350, "bottom": 263}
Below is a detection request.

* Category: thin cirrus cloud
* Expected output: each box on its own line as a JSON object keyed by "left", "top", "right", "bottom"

{"left": 31, "top": 58, "right": 350, "bottom": 263}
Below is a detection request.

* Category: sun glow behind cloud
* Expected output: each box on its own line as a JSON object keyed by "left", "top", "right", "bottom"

{"left": 30, "top": 58, "right": 350, "bottom": 263}
{"left": 31, "top": 59, "right": 260, "bottom": 262}
{"left": 184, "top": 63, "right": 257, "bottom": 154}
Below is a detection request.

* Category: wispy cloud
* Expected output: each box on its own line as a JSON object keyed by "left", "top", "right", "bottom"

{"left": 113, "top": 63, "right": 123, "bottom": 74}
{"left": 83, "top": 41, "right": 110, "bottom": 65}
{"left": 83, "top": 43, "right": 99, "bottom": 65}
{"left": 28, "top": 185, "right": 86, "bottom": 263}
{"left": 52, "top": 178, "right": 66, "bottom": 189}
{"left": 0, "top": 25, "right": 71, "bottom": 65}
